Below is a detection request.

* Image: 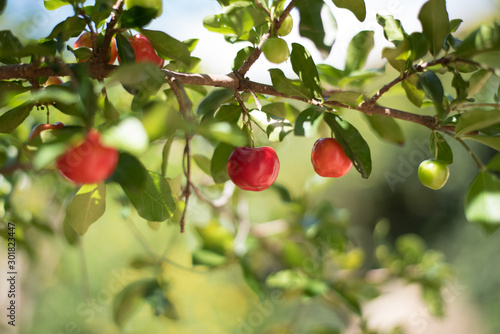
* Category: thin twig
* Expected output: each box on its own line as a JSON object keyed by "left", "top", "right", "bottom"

{"left": 168, "top": 77, "right": 192, "bottom": 233}
{"left": 161, "top": 135, "right": 175, "bottom": 177}
{"left": 234, "top": 90, "right": 255, "bottom": 147}
{"left": 439, "top": 127, "right": 486, "bottom": 170}
{"left": 460, "top": 103, "right": 500, "bottom": 109}
{"left": 369, "top": 57, "right": 450, "bottom": 104}
{"left": 253, "top": 0, "right": 271, "bottom": 16}
{"left": 78, "top": 239, "right": 91, "bottom": 300}
{"left": 233, "top": 70, "right": 263, "bottom": 110}
{"left": 180, "top": 138, "right": 191, "bottom": 233}
{"left": 126, "top": 217, "right": 205, "bottom": 273}
{"left": 237, "top": 0, "right": 296, "bottom": 77}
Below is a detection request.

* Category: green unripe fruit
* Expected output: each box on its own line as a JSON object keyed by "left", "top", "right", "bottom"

{"left": 277, "top": 15, "right": 293, "bottom": 37}
{"left": 418, "top": 159, "right": 450, "bottom": 190}
{"left": 262, "top": 37, "right": 290, "bottom": 64}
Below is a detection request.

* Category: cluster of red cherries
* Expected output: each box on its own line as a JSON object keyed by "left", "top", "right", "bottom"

{"left": 30, "top": 31, "right": 353, "bottom": 189}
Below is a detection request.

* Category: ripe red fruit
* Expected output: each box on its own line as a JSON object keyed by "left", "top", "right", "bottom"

{"left": 126, "top": 34, "right": 164, "bottom": 68}
{"left": 28, "top": 122, "right": 65, "bottom": 142}
{"left": 311, "top": 138, "right": 352, "bottom": 178}
{"left": 44, "top": 76, "right": 63, "bottom": 86}
{"left": 73, "top": 32, "right": 118, "bottom": 64}
{"left": 227, "top": 146, "right": 279, "bottom": 191}
{"left": 56, "top": 130, "right": 119, "bottom": 184}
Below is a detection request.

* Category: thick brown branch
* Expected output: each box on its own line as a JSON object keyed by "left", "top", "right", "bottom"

{"left": 96, "top": 0, "right": 124, "bottom": 64}
{"left": 0, "top": 63, "right": 448, "bottom": 131}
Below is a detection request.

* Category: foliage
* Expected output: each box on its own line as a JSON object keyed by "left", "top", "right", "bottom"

{"left": 0, "top": 0, "right": 500, "bottom": 332}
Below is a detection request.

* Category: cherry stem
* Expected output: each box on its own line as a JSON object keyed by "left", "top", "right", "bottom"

{"left": 234, "top": 90, "right": 255, "bottom": 148}
{"left": 168, "top": 76, "right": 192, "bottom": 233}
{"left": 161, "top": 135, "right": 175, "bottom": 177}
{"left": 439, "top": 128, "right": 486, "bottom": 171}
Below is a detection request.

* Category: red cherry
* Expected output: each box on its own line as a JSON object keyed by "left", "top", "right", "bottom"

{"left": 44, "top": 76, "right": 63, "bottom": 86}
{"left": 125, "top": 34, "right": 164, "bottom": 68}
{"left": 227, "top": 146, "right": 279, "bottom": 191}
{"left": 28, "top": 122, "right": 65, "bottom": 142}
{"left": 311, "top": 138, "right": 352, "bottom": 178}
{"left": 56, "top": 130, "right": 119, "bottom": 184}
{"left": 73, "top": 32, "right": 118, "bottom": 64}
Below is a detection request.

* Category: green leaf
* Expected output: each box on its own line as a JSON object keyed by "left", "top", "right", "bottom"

{"left": 269, "top": 68, "right": 312, "bottom": 100}
{"left": 467, "top": 70, "right": 492, "bottom": 98}
{"left": 326, "top": 91, "right": 363, "bottom": 108}
{"left": 456, "top": 24, "right": 500, "bottom": 57}
{"left": 120, "top": 7, "right": 158, "bottom": 28}
{"left": 192, "top": 248, "right": 227, "bottom": 266}
{"left": 381, "top": 41, "right": 411, "bottom": 73}
{"left": 364, "top": 114, "right": 405, "bottom": 145}
{"left": 344, "top": 31, "right": 374, "bottom": 74}
{"left": 248, "top": 109, "right": 293, "bottom": 142}
{"left": 232, "top": 46, "right": 254, "bottom": 70}
{"left": 121, "top": 171, "right": 176, "bottom": 222}
{"left": 193, "top": 154, "right": 211, "bottom": 175}
{"left": 102, "top": 118, "right": 148, "bottom": 156}
{"left": 211, "top": 142, "right": 235, "bottom": 184}
{"left": 487, "top": 153, "right": 500, "bottom": 172}
{"left": 240, "top": 260, "right": 265, "bottom": 300}
{"left": 144, "top": 284, "right": 178, "bottom": 320}
{"left": 295, "top": 0, "right": 337, "bottom": 58}
{"left": 110, "top": 62, "right": 165, "bottom": 96}
{"left": 465, "top": 172, "right": 500, "bottom": 234}
{"left": 294, "top": 107, "right": 323, "bottom": 137}
{"left": 330, "top": 284, "right": 362, "bottom": 315}
{"left": 0, "top": 0, "right": 6, "bottom": 15}
{"left": 290, "top": 43, "right": 323, "bottom": 101}
{"left": 0, "top": 30, "right": 23, "bottom": 64}
{"left": 261, "top": 102, "right": 286, "bottom": 118}
{"left": 139, "top": 29, "right": 191, "bottom": 65}
{"left": 402, "top": 75, "right": 425, "bottom": 107}
{"left": 196, "top": 89, "right": 234, "bottom": 116}
{"left": 48, "top": 16, "right": 87, "bottom": 41}
{"left": 317, "top": 64, "right": 344, "bottom": 87}
{"left": 455, "top": 109, "right": 500, "bottom": 136}
{"left": 44, "top": 0, "right": 70, "bottom": 10}
{"left": 376, "top": 14, "right": 406, "bottom": 45}
{"left": 214, "top": 104, "right": 241, "bottom": 123}
{"left": 332, "top": 0, "right": 366, "bottom": 21}
{"left": 463, "top": 136, "right": 500, "bottom": 152}
{"left": 113, "top": 278, "right": 158, "bottom": 327}
{"left": 116, "top": 33, "right": 135, "bottom": 64}
{"left": 203, "top": 14, "right": 235, "bottom": 35}
{"left": 0, "top": 104, "right": 33, "bottom": 133}
{"left": 266, "top": 269, "right": 309, "bottom": 290}
{"left": 430, "top": 132, "right": 453, "bottom": 164}
{"left": 450, "top": 19, "right": 463, "bottom": 33}
{"left": 63, "top": 183, "right": 106, "bottom": 236}
{"left": 198, "top": 121, "right": 247, "bottom": 146}
{"left": 418, "top": 0, "right": 450, "bottom": 58}
{"left": 109, "top": 152, "right": 148, "bottom": 191}
{"left": 408, "top": 32, "right": 429, "bottom": 61}
{"left": 323, "top": 113, "right": 372, "bottom": 178}
{"left": 418, "top": 71, "right": 446, "bottom": 119}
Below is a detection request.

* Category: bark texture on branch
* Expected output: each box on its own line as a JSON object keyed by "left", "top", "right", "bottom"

{"left": 0, "top": 62, "right": 441, "bottom": 130}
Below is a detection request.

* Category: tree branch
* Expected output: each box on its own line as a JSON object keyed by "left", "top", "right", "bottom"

{"left": 95, "top": 0, "right": 124, "bottom": 64}
{"left": 0, "top": 62, "right": 449, "bottom": 132}
{"left": 369, "top": 57, "right": 451, "bottom": 104}
{"left": 237, "top": 0, "right": 296, "bottom": 77}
